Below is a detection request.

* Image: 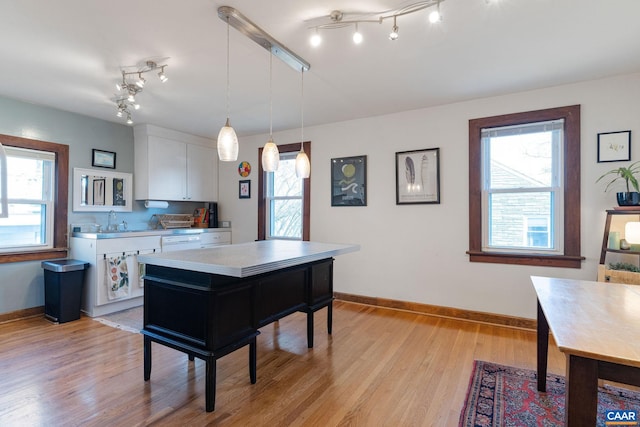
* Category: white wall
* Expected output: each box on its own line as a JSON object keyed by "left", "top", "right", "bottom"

{"left": 219, "top": 72, "right": 640, "bottom": 320}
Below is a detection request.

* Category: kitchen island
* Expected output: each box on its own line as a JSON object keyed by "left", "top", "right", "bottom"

{"left": 137, "top": 240, "right": 359, "bottom": 412}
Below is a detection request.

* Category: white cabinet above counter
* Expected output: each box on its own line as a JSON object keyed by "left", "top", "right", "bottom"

{"left": 134, "top": 124, "right": 218, "bottom": 202}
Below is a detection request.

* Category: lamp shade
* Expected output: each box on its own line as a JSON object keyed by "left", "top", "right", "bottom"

{"left": 217, "top": 118, "right": 239, "bottom": 162}
{"left": 295, "top": 150, "right": 310, "bottom": 178}
{"left": 625, "top": 222, "right": 640, "bottom": 244}
{"left": 262, "top": 139, "right": 279, "bottom": 172}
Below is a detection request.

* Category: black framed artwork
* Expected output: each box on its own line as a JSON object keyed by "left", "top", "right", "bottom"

{"left": 597, "top": 130, "right": 631, "bottom": 162}
{"left": 239, "top": 180, "right": 251, "bottom": 199}
{"left": 92, "top": 149, "right": 116, "bottom": 169}
{"left": 331, "top": 155, "right": 367, "bottom": 206}
{"left": 395, "top": 148, "right": 440, "bottom": 204}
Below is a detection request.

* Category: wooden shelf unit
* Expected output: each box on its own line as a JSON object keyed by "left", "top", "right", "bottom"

{"left": 598, "top": 208, "right": 640, "bottom": 284}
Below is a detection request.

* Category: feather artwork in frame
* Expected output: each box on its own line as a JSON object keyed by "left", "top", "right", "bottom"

{"left": 395, "top": 148, "right": 440, "bottom": 204}
{"left": 405, "top": 157, "right": 415, "bottom": 185}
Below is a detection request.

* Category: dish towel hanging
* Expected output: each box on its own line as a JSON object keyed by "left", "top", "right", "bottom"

{"left": 125, "top": 253, "right": 145, "bottom": 288}
{"left": 106, "top": 254, "right": 129, "bottom": 300}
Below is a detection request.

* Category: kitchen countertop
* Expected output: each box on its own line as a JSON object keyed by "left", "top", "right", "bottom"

{"left": 72, "top": 228, "right": 230, "bottom": 239}
{"left": 138, "top": 240, "right": 360, "bottom": 277}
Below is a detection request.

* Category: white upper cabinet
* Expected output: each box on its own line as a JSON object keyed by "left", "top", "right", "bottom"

{"left": 134, "top": 124, "right": 218, "bottom": 202}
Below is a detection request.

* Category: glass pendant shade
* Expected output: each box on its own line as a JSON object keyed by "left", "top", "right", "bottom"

{"left": 217, "top": 118, "right": 239, "bottom": 162}
{"left": 295, "top": 149, "right": 310, "bottom": 178}
{"left": 262, "top": 138, "right": 280, "bottom": 172}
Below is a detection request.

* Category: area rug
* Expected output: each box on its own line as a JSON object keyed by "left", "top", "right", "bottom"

{"left": 459, "top": 360, "right": 640, "bottom": 427}
{"left": 92, "top": 306, "right": 143, "bottom": 333}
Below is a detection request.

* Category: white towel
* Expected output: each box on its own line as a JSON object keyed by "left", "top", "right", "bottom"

{"left": 126, "top": 254, "right": 145, "bottom": 288}
{"left": 106, "top": 255, "right": 129, "bottom": 300}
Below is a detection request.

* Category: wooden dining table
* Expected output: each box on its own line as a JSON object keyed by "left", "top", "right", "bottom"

{"left": 532, "top": 276, "right": 640, "bottom": 426}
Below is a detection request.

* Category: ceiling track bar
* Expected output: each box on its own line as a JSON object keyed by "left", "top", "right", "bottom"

{"left": 217, "top": 6, "right": 310, "bottom": 72}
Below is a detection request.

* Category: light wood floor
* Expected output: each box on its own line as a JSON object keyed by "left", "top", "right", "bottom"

{"left": 0, "top": 300, "right": 566, "bottom": 426}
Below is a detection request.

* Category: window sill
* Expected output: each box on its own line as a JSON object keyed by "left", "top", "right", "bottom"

{"left": 466, "top": 250, "right": 584, "bottom": 268}
{"left": 0, "top": 248, "right": 68, "bottom": 264}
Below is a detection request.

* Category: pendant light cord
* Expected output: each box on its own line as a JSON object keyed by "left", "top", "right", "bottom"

{"left": 300, "top": 67, "right": 304, "bottom": 152}
{"left": 226, "top": 18, "right": 231, "bottom": 120}
{"left": 269, "top": 53, "right": 273, "bottom": 137}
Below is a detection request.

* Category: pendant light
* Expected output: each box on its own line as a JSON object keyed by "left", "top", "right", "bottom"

{"left": 261, "top": 53, "right": 279, "bottom": 172}
{"left": 295, "top": 68, "right": 310, "bottom": 179}
{"left": 217, "top": 16, "right": 239, "bottom": 162}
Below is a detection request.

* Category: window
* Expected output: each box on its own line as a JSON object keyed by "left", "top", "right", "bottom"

{"left": 468, "top": 105, "right": 583, "bottom": 268}
{"left": 0, "top": 134, "right": 68, "bottom": 263}
{"left": 258, "top": 142, "right": 310, "bottom": 241}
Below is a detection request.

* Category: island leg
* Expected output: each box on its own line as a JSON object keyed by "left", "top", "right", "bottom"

{"left": 249, "top": 338, "right": 257, "bottom": 384}
{"left": 307, "top": 312, "right": 314, "bottom": 348}
{"left": 144, "top": 335, "right": 152, "bottom": 381}
{"left": 205, "top": 359, "right": 216, "bottom": 412}
{"left": 327, "top": 301, "right": 333, "bottom": 334}
{"left": 537, "top": 299, "right": 549, "bottom": 392}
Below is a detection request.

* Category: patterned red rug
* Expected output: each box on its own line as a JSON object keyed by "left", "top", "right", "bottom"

{"left": 459, "top": 360, "right": 640, "bottom": 426}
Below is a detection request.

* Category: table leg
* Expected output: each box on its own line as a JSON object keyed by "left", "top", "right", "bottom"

{"left": 205, "top": 358, "right": 216, "bottom": 412}
{"left": 327, "top": 301, "right": 333, "bottom": 335}
{"left": 537, "top": 299, "right": 549, "bottom": 392}
{"left": 565, "top": 355, "right": 598, "bottom": 426}
{"left": 144, "top": 335, "right": 152, "bottom": 381}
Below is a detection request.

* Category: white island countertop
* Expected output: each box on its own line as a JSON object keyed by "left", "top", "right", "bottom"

{"left": 138, "top": 240, "right": 360, "bottom": 278}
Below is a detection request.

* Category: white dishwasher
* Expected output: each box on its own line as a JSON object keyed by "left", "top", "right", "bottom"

{"left": 161, "top": 234, "right": 202, "bottom": 252}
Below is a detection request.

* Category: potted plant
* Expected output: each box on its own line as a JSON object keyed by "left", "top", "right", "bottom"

{"left": 596, "top": 161, "right": 640, "bottom": 206}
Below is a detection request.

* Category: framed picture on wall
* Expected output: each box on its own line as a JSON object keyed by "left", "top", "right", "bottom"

{"left": 239, "top": 180, "right": 251, "bottom": 199}
{"left": 331, "top": 155, "right": 367, "bottom": 206}
{"left": 395, "top": 148, "right": 440, "bottom": 204}
{"left": 597, "top": 130, "right": 631, "bottom": 162}
{"left": 92, "top": 149, "right": 116, "bottom": 169}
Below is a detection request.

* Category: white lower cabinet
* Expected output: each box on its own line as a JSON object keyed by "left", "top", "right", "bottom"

{"left": 70, "top": 236, "right": 161, "bottom": 317}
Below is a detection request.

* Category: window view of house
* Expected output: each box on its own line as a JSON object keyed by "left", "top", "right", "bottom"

{"left": 0, "top": 146, "right": 54, "bottom": 251}
{"left": 481, "top": 120, "right": 563, "bottom": 254}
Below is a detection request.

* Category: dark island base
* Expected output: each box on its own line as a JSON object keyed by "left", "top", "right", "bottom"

{"left": 142, "top": 258, "right": 334, "bottom": 412}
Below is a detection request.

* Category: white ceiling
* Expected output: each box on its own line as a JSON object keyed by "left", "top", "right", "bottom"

{"left": 1, "top": 0, "right": 639, "bottom": 139}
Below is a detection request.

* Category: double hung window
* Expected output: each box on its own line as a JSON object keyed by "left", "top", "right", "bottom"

{"left": 0, "top": 134, "right": 68, "bottom": 263}
{"left": 258, "top": 142, "right": 310, "bottom": 241}
{"left": 468, "top": 105, "right": 582, "bottom": 268}
{"left": 0, "top": 146, "right": 55, "bottom": 252}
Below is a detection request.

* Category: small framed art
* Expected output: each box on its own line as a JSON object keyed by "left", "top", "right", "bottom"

{"left": 597, "top": 130, "right": 631, "bottom": 163}
{"left": 395, "top": 148, "right": 440, "bottom": 204}
{"left": 239, "top": 180, "right": 251, "bottom": 199}
{"left": 92, "top": 149, "right": 116, "bottom": 169}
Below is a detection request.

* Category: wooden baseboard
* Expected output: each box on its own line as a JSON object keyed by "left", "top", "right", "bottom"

{"left": 334, "top": 292, "right": 536, "bottom": 330}
{"left": 0, "top": 306, "right": 44, "bottom": 324}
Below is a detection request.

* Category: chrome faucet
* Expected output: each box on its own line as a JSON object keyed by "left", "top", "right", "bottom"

{"left": 107, "top": 210, "right": 117, "bottom": 231}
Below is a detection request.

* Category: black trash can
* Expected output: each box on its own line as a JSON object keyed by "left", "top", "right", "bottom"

{"left": 41, "top": 259, "right": 89, "bottom": 323}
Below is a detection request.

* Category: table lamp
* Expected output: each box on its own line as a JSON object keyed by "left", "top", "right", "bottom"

{"left": 624, "top": 221, "right": 640, "bottom": 251}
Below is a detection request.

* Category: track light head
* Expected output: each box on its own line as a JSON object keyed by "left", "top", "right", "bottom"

{"left": 353, "top": 24, "right": 363, "bottom": 44}
{"left": 158, "top": 66, "right": 168, "bottom": 82}
{"left": 135, "top": 73, "right": 146, "bottom": 88}
{"left": 389, "top": 17, "right": 399, "bottom": 41}
{"left": 310, "top": 29, "right": 322, "bottom": 47}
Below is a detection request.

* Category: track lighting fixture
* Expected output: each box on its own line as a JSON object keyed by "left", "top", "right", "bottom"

{"left": 308, "top": 0, "right": 448, "bottom": 46}
{"left": 112, "top": 60, "right": 168, "bottom": 125}
{"left": 216, "top": 6, "right": 311, "bottom": 166}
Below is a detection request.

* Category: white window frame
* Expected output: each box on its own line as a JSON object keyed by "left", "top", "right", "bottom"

{"left": 480, "top": 119, "right": 564, "bottom": 256}
{"left": 0, "top": 146, "right": 55, "bottom": 252}
{"left": 0, "top": 142, "right": 7, "bottom": 218}
{"left": 265, "top": 151, "right": 304, "bottom": 240}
